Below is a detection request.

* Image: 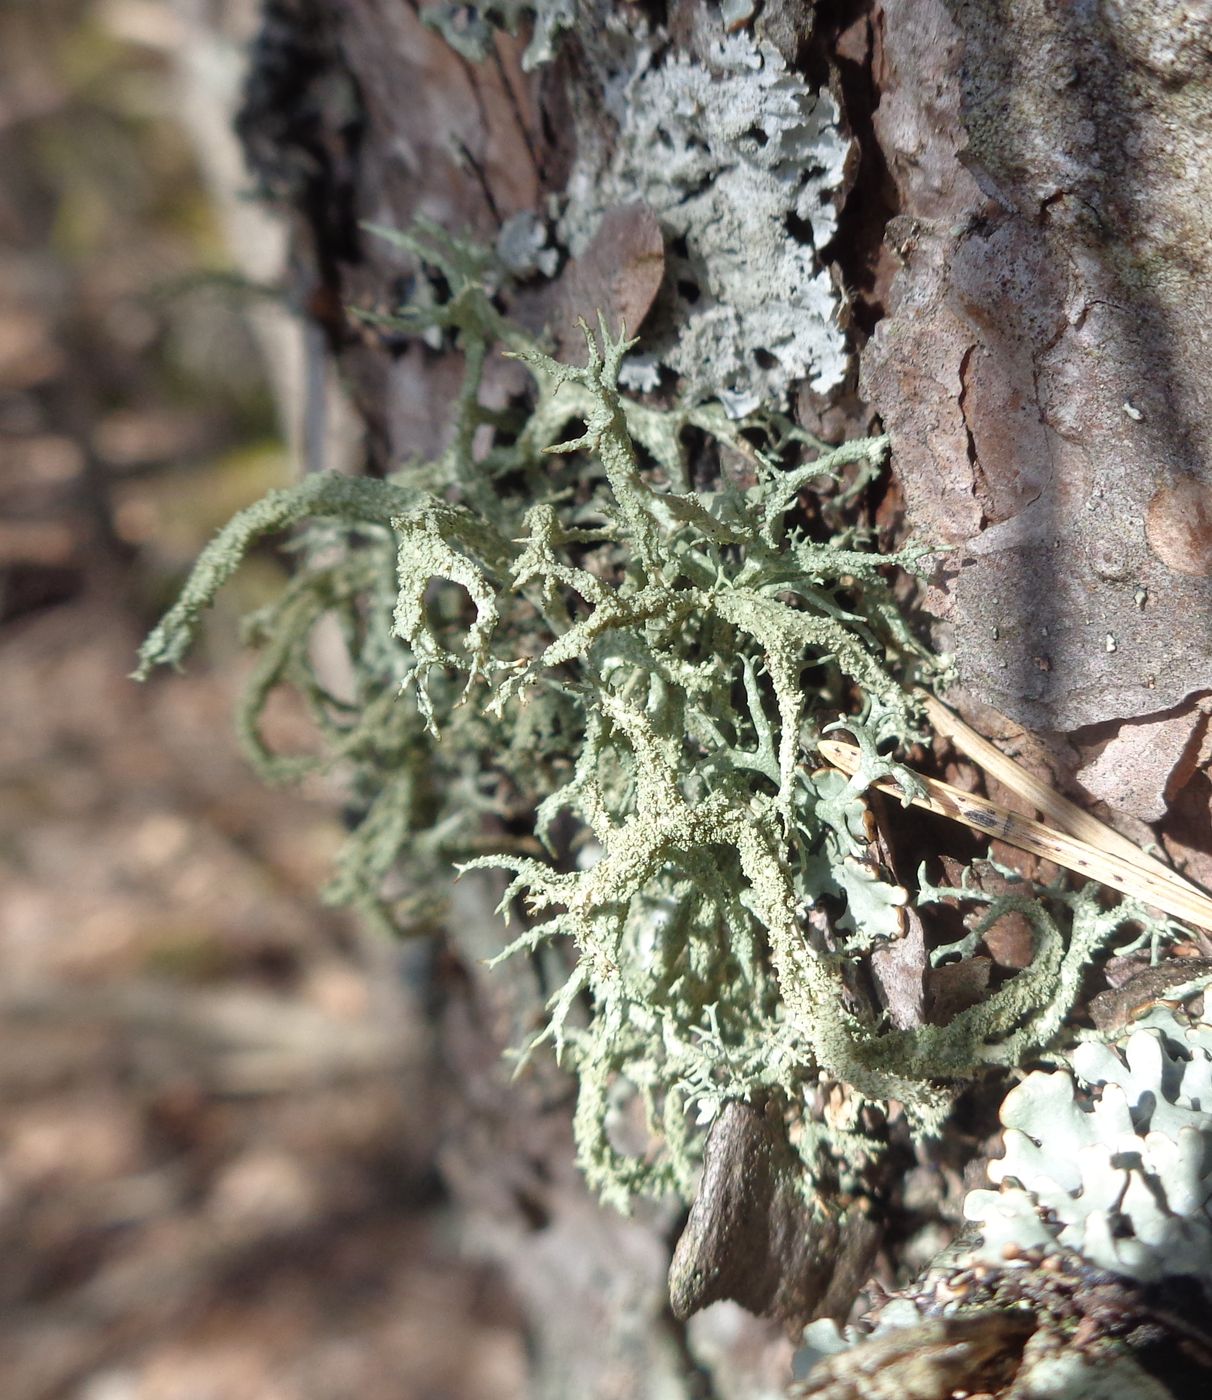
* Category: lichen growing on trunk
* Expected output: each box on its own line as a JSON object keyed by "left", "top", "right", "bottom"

{"left": 135, "top": 224, "right": 1178, "bottom": 1221}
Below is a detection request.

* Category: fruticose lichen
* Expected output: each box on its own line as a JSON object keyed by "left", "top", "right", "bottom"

{"left": 136, "top": 223, "right": 1171, "bottom": 1212}
{"left": 559, "top": 29, "right": 850, "bottom": 416}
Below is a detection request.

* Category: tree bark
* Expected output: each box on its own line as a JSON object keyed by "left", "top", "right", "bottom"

{"left": 219, "top": 2, "right": 1212, "bottom": 1394}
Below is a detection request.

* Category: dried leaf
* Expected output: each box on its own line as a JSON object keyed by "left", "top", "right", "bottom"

{"left": 552, "top": 204, "right": 665, "bottom": 359}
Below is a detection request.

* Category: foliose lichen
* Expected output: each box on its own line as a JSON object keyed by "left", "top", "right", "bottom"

{"left": 560, "top": 29, "right": 850, "bottom": 416}
{"left": 964, "top": 999, "right": 1212, "bottom": 1289}
{"left": 795, "top": 992, "right": 1212, "bottom": 1393}
{"left": 425, "top": 6, "right": 852, "bottom": 418}
{"left": 421, "top": 0, "right": 578, "bottom": 72}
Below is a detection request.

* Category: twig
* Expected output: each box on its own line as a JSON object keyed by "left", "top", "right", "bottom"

{"left": 817, "top": 738, "right": 1212, "bottom": 934}
{"left": 921, "top": 694, "right": 1204, "bottom": 900}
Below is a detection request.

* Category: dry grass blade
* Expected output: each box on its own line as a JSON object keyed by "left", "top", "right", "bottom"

{"left": 922, "top": 694, "right": 1204, "bottom": 900}
{"left": 817, "top": 739, "right": 1212, "bottom": 935}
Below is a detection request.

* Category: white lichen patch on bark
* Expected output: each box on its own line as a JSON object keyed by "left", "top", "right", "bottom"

{"left": 559, "top": 31, "right": 850, "bottom": 416}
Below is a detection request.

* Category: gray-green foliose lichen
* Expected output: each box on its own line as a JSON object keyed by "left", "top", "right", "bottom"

{"left": 796, "top": 993, "right": 1212, "bottom": 1393}
{"left": 559, "top": 28, "right": 850, "bottom": 416}
{"left": 421, "top": 0, "right": 578, "bottom": 72}
{"left": 965, "top": 998, "right": 1212, "bottom": 1289}
{"left": 135, "top": 223, "right": 1169, "bottom": 1212}
{"left": 423, "top": 6, "right": 851, "bottom": 418}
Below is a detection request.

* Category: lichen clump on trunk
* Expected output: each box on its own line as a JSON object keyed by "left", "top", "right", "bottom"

{"left": 135, "top": 226, "right": 1158, "bottom": 1211}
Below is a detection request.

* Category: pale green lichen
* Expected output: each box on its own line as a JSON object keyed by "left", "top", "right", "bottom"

{"left": 135, "top": 222, "right": 1167, "bottom": 1210}
{"left": 965, "top": 998, "right": 1212, "bottom": 1289}
{"left": 423, "top": 10, "right": 852, "bottom": 416}
{"left": 795, "top": 993, "right": 1212, "bottom": 1393}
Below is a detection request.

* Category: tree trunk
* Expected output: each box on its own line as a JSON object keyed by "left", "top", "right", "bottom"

{"left": 219, "top": 2, "right": 1212, "bottom": 1394}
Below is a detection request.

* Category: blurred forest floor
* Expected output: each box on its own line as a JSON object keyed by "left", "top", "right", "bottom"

{"left": 0, "top": 4, "right": 526, "bottom": 1396}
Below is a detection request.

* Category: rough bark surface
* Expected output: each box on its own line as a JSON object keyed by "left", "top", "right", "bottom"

{"left": 865, "top": 0, "right": 1212, "bottom": 748}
